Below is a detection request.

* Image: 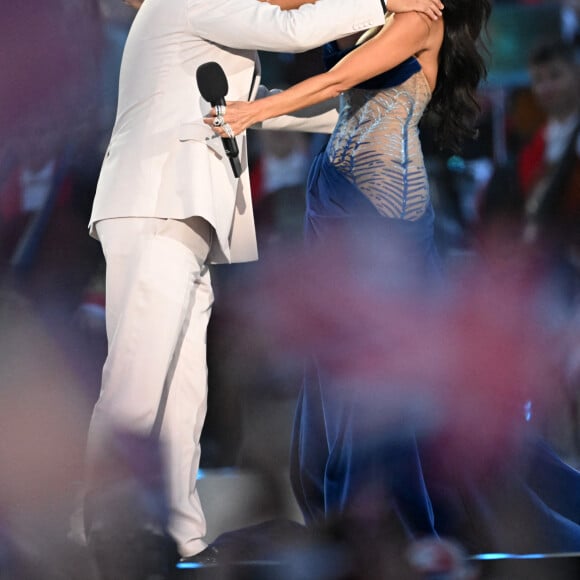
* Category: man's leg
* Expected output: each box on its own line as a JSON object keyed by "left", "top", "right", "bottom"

{"left": 155, "top": 220, "right": 214, "bottom": 557}
{"left": 85, "top": 216, "right": 213, "bottom": 556}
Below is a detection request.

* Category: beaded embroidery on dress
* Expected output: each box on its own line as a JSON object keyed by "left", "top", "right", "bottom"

{"left": 327, "top": 68, "right": 432, "bottom": 221}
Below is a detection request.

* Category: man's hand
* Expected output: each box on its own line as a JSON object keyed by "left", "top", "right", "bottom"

{"left": 388, "top": 0, "right": 444, "bottom": 20}
{"left": 123, "top": 0, "right": 144, "bottom": 10}
{"left": 259, "top": 0, "right": 444, "bottom": 19}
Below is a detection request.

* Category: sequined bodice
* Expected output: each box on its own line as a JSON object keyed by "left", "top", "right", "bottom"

{"left": 325, "top": 52, "right": 432, "bottom": 221}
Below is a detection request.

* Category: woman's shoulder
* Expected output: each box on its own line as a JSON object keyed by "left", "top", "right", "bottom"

{"left": 388, "top": 10, "right": 443, "bottom": 41}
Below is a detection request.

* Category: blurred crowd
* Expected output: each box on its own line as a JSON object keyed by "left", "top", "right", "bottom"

{"left": 1, "top": 1, "right": 580, "bottom": 579}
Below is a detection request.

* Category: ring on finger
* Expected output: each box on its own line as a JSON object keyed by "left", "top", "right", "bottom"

{"left": 223, "top": 123, "right": 235, "bottom": 139}
{"left": 213, "top": 115, "right": 225, "bottom": 127}
{"left": 216, "top": 104, "right": 226, "bottom": 117}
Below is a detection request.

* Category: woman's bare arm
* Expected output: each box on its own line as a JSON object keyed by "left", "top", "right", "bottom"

{"left": 206, "top": 12, "right": 439, "bottom": 136}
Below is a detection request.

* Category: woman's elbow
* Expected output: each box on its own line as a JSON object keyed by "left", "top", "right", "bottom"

{"left": 324, "top": 69, "right": 358, "bottom": 96}
{"left": 327, "top": 79, "right": 353, "bottom": 98}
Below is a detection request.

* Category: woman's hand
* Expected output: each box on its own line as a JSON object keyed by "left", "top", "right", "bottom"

{"left": 388, "top": 0, "right": 444, "bottom": 20}
{"left": 204, "top": 102, "right": 259, "bottom": 138}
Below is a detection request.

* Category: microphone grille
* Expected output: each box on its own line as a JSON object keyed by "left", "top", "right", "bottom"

{"left": 196, "top": 61, "right": 229, "bottom": 103}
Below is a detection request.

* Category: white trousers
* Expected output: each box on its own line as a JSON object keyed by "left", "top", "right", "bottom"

{"left": 87, "top": 216, "right": 213, "bottom": 557}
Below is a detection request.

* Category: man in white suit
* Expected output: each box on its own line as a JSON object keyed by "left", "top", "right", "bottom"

{"left": 85, "top": 0, "right": 443, "bottom": 562}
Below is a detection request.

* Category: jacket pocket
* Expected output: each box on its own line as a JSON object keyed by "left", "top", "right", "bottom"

{"left": 178, "top": 122, "right": 223, "bottom": 157}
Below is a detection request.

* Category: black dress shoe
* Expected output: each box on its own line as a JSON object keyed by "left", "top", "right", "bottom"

{"left": 179, "top": 545, "right": 220, "bottom": 566}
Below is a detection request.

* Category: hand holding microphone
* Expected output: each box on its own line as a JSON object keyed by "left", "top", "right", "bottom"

{"left": 198, "top": 62, "right": 258, "bottom": 158}
{"left": 196, "top": 61, "right": 243, "bottom": 178}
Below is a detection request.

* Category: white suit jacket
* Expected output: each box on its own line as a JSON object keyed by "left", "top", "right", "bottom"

{"left": 89, "top": 0, "right": 385, "bottom": 263}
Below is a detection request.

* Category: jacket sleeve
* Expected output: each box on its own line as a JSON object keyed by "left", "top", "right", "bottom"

{"left": 187, "top": 0, "right": 385, "bottom": 53}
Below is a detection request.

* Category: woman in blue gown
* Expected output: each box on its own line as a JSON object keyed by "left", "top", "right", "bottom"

{"left": 291, "top": 40, "right": 442, "bottom": 535}
{"left": 207, "top": 0, "right": 580, "bottom": 554}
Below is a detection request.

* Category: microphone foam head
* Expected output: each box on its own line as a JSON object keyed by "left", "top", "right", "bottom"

{"left": 196, "top": 61, "right": 229, "bottom": 103}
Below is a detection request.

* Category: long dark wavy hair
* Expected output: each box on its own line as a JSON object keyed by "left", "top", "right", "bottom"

{"left": 428, "top": 0, "right": 492, "bottom": 152}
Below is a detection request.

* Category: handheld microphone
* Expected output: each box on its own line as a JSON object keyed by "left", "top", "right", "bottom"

{"left": 196, "top": 61, "right": 242, "bottom": 178}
